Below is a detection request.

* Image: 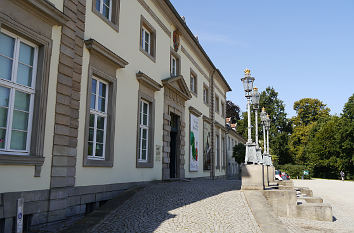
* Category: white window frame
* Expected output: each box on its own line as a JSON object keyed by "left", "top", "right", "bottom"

{"left": 190, "top": 74, "right": 196, "bottom": 93}
{"left": 88, "top": 77, "right": 108, "bottom": 160}
{"left": 0, "top": 29, "right": 38, "bottom": 155}
{"left": 171, "top": 55, "right": 177, "bottom": 76}
{"left": 215, "top": 95, "right": 220, "bottom": 112}
{"left": 138, "top": 99, "right": 150, "bottom": 162}
{"left": 96, "top": 0, "right": 113, "bottom": 21}
{"left": 203, "top": 86, "right": 208, "bottom": 104}
{"left": 141, "top": 26, "right": 151, "bottom": 55}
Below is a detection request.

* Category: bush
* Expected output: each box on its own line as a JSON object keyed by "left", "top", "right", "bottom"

{"left": 233, "top": 143, "right": 246, "bottom": 164}
{"left": 277, "top": 164, "right": 312, "bottom": 179}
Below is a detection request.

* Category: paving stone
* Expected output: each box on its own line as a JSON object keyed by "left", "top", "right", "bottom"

{"left": 90, "top": 180, "right": 261, "bottom": 233}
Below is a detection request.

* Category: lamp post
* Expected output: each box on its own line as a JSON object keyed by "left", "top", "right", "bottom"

{"left": 260, "top": 107, "right": 267, "bottom": 157}
{"left": 265, "top": 115, "right": 271, "bottom": 155}
{"left": 252, "top": 87, "right": 260, "bottom": 148}
{"left": 241, "top": 69, "right": 257, "bottom": 164}
{"left": 241, "top": 69, "right": 255, "bottom": 144}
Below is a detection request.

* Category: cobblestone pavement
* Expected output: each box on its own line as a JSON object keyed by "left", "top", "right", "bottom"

{"left": 90, "top": 179, "right": 261, "bottom": 233}
{"left": 281, "top": 179, "right": 354, "bottom": 233}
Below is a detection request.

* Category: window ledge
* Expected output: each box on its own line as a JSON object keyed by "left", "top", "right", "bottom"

{"left": 84, "top": 159, "right": 113, "bottom": 167}
{"left": 92, "top": 9, "right": 119, "bottom": 32}
{"left": 0, "top": 154, "right": 44, "bottom": 166}
{"left": 137, "top": 161, "right": 153, "bottom": 168}
{"left": 139, "top": 47, "right": 156, "bottom": 63}
{"left": 191, "top": 91, "right": 197, "bottom": 98}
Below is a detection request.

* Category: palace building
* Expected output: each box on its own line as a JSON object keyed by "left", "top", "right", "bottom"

{"left": 0, "top": 0, "right": 238, "bottom": 230}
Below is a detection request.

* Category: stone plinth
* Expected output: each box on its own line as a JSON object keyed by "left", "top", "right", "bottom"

{"left": 269, "top": 166, "right": 275, "bottom": 182}
{"left": 263, "top": 165, "right": 269, "bottom": 187}
{"left": 241, "top": 164, "right": 265, "bottom": 190}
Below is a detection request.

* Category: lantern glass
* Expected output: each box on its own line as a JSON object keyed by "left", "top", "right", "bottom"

{"left": 241, "top": 76, "right": 255, "bottom": 96}
{"left": 252, "top": 89, "right": 260, "bottom": 105}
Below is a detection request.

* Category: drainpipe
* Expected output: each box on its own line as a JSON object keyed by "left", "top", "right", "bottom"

{"left": 210, "top": 69, "right": 216, "bottom": 180}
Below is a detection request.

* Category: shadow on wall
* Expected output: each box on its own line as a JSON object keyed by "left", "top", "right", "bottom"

{"left": 88, "top": 179, "right": 242, "bottom": 232}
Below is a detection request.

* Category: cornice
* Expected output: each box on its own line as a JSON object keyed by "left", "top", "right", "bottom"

{"left": 136, "top": 71, "right": 163, "bottom": 92}
{"left": 189, "top": 106, "right": 202, "bottom": 117}
{"left": 85, "top": 39, "right": 129, "bottom": 68}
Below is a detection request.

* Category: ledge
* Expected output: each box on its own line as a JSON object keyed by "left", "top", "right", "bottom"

{"left": 83, "top": 159, "right": 113, "bottom": 168}
{"left": 136, "top": 71, "right": 162, "bottom": 92}
{"left": 215, "top": 121, "right": 226, "bottom": 131}
{"left": 12, "top": 0, "right": 69, "bottom": 25}
{"left": 203, "top": 115, "right": 212, "bottom": 123}
{"left": 85, "top": 39, "right": 129, "bottom": 68}
{"left": 189, "top": 106, "right": 202, "bottom": 117}
{"left": 0, "top": 154, "right": 44, "bottom": 166}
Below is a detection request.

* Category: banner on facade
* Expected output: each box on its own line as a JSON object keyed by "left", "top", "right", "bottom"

{"left": 203, "top": 121, "right": 211, "bottom": 170}
{"left": 190, "top": 114, "right": 199, "bottom": 171}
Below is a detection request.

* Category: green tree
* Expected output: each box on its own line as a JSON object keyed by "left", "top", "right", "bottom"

{"left": 226, "top": 100, "right": 241, "bottom": 123}
{"left": 342, "top": 93, "right": 354, "bottom": 120}
{"left": 292, "top": 98, "right": 330, "bottom": 126}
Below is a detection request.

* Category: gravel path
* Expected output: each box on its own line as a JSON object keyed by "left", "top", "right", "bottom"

{"left": 90, "top": 179, "right": 261, "bottom": 233}
{"left": 281, "top": 179, "right": 354, "bottom": 233}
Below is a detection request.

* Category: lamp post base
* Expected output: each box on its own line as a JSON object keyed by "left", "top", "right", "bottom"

{"left": 241, "top": 164, "right": 265, "bottom": 190}
{"left": 245, "top": 143, "right": 257, "bottom": 164}
{"left": 256, "top": 148, "right": 263, "bottom": 164}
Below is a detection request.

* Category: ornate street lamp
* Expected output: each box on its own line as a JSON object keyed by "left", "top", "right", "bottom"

{"left": 252, "top": 87, "right": 260, "bottom": 148}
{"left": 241, "top": 69, "right": 255, "bottom": 144}
{"left": 265, "top": 114, "right": 271, "bottom": 155}
{"left": 260, "top": 107, "right": 267, "bottom": 155}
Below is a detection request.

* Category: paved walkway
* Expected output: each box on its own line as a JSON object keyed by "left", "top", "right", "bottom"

{"left": 281, "top": 179, "right": 354, "bottom": 233}
{"left": 90, "top": 179, "right": 261, "bottom": 233}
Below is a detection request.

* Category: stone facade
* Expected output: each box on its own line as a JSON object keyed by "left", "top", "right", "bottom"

{"left": 0, "top": 0, "right": 233, "bottom": 231}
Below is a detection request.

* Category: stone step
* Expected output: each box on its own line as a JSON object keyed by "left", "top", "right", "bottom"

{"left": 296, "top": 203, "right": 333, "bottom": 222}
{"left": 297, "top": 196, "right": 323, "bottom": 204}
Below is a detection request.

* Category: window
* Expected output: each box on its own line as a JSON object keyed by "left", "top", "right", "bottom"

{"left": 93, "top": 0, "right": 120, "bottom": 31}
{"left": 141, "top": 27, "right": 151, "bottom": 54}
{"left": 95, "top": 0, "right": 112, "bottom": 21}
{"left": 203, "top": 85, "right": 209, "bottom": 105}
{"left": 171, "top": 55, "right": 177, "bottom": 76}
{"left": 221, "top": 137, "right": 225, "bottom": 169}
{"left": 216, "top": 134, "right": 220, "bottom": 169}
{"left": 227, "top": 136, "right": 230, "bottom": 150}
{"left": 190, "top": 70, "right": 197, "bottom": 95}
{"left": 140, "top": 16, "right": 156, "bottom": 61}
{"left": 215, "top": 95, "right": 220, "bottom": 113}
{"left": 0, "top": 31, "right": 38, "bottom": 154}
{"left": 138, "top": 100, "right": 150, "bottom": 162}
{"left": 221, "top": 102, "right": 225, "bottom": 117}
{"left": 88, "top": 78, "right": 108, "bottom": 160}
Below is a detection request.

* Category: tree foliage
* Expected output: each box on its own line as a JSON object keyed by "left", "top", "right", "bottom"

{"left": 342, "top": 93, "right": 354, "bottom": 120}
{"left": 226, "top": 100, "right": 241, "bottom": 123}
{"left": 233, "top": 143, "right": 246, "bottom": 164}
{"left": 292, "top": 98, "right": 330, "bottom": 126}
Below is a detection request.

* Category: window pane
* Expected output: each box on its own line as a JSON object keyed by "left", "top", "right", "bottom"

{"left": 96, "top": 129, "right": 104, "bottom": 143}
{"left": 0, "top": 107, "right": 8, "bottom": 128}
{"left": 0, "top": 33, "right": 15, "bottom": 58}
{"left": 90, "top": 94, "right": 96, "bottom": 109}
{"left": 142, "top": 138, "right": 147, "bottom": 150}
{"left": 95, "top": 0, "right": 100, "bottom": 11}
{"left": 92, "top": 79, "right": 97, "bottom": 94}
{"left": 98, "top": 97, "right": 105, "bottom": 112}
{"left": 95, "top": 143, "right": 103, "bottom": 157}
{"left": 0, "top": 56, "right": 13, "bottom": 80}
{"left": 17, "top": 63, "right": 33, "bottom": 87}
{"left": 19, "top": 42, "right": 34, "bottom": 66}
{"left": 89, "top": 114, "right": 95, "bottom": 127}
{"left": 103, "top": 0, "right": 110, "bottom": 5}
{"left": 14, "top": 91, "right": 30, "bottom": 111}
{"left": 143, "top": 114, "right": 148, "bottom": 126}
{"left": 0, "top": 128, "right": 5, "bottom": 149}
{"left": 143, "top": 102, "right": 148, "bottom": 115}
{"left": 12, "top": 110, "right": 28, "bottom": 131}
{"left": 0, "top": 86, "right": 10, "bottom": 107}
{"left": 88, "top": 142, "right": 93, "bottom": 156}
{"left": 103, "top": 5, "right": 109, "bottom": 19}
{"left": 10, "top": 130, "right": 27, "bottom": 150}
{"left": 141, "top": 149, "right": 147, "bottom": 160}
{"left": 97, "top": 116, "right": 105, "bottom": 129}
{"left": 99, "top": 82, "right": 106, "bottom": 97}
{"left": 142, "top": 128, "right": 147, "bottom": 140}
{"left": 88, "top": 128, "right": 94, "bottom": 141}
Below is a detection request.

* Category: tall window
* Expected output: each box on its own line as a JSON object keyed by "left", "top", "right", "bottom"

{"left": 95, "top": 0, "right": 112, "bottom": 21}
{"left": 141, "top": 26, "right": 151, "bottom": 54}
{"left": 88, "top": 78, "right": 108, "bottom": 159}
{"left": 203, "top": 86, "right": 209, "bottom": 105}
{"left": 190, "top": 72, "right": 197, "bottom": 95}
{"left": 0, "top": 31, "right": 38, "bottom": 154}
{"left": 171, "top": 55, "right": 177, "bottom": 76}
{"left": 221, "top": 102, "right": 225, "bottom": 117}
{"left": 215, "top": 95, "right": 220, "bottom": 113}
{"left": 138, "top": 100, "right": 150, "bottom": 162}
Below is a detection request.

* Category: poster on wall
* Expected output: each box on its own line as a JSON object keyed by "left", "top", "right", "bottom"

{"left": 203, "top": 121, "right": 211, "bottom": 170}
{"left": 190, "top": 114, "right": 199, "bottom": 171}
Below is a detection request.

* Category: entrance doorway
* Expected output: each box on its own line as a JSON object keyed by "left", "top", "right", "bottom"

{"left": 169, "top": 113, "right": 179, "bottom": 178}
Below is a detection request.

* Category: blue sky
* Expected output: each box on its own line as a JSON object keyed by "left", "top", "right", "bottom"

{"left": 170, "top": 0, "right": 354, "bottom": 117}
